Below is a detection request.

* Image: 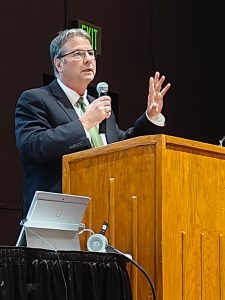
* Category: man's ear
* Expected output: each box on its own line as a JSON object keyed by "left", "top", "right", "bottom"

{"left": 54, "top": 57, "right": 63, "bottom": 74}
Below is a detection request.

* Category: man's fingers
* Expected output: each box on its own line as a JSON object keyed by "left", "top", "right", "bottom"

{"left": 151, "top": 74, "right": 169, "bottom": 95}
{"left": 161, "top": 83, "right": 171, "bottom": 97}
{"left": 98, "top": 97, "right": 111, "bottom": 110}
{"left": 154, "top": 71, "right": 160, "bottom": 82}
{"left": 98, "top": 95, "right": 111, "bottom": 102}
{"left": 149, "top": 77, "right": 154, "bottom": 86}
{"left": 155, "top": 75, "right": 166, "bottom": 92}
{"left": 104, "top": 106, "right": 111, "bottom": 113}
{"left": 148, "top": 77, "right": 154, "bottom": 97}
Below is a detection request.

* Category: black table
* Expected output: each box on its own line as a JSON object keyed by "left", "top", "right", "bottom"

{"left": 0, "top": 246, "right": 132, "bottom": 300}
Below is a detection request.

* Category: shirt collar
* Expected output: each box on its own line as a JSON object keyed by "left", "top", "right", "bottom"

{"left": 57, "top": 78, "right": 87, "bottom": 106}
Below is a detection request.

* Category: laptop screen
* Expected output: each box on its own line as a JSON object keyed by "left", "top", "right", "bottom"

{"left": 16, "top": 191, "right": 90, "bottom": 250}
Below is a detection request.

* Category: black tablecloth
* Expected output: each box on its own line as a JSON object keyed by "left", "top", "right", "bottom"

{"left": 0, "top": 246, "right": 132, "bottom": 300}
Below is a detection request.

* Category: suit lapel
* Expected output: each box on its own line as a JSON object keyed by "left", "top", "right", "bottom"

{"left": 48, "top": 79, "right": 79, "bottom": 121}
{"left": 48, "top": 80, "right": 109, "bottom": 137}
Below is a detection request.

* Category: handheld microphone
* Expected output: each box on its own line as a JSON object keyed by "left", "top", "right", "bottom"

{"left": 96, "top": 82, "right": 109, "bottom": 134}
{"left": 96, "top": 82, "right": 108, "bottom": 96}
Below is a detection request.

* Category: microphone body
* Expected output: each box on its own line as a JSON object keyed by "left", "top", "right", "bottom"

{"left": 99, "top": 91, "right": 107, "bottom": 133}
{"left": 96, "top": 82, "right": 109, "bottom": 134}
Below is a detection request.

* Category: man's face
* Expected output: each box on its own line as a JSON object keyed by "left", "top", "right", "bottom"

{"left": 55, "top": 36, "right": 96, "bottom": 90}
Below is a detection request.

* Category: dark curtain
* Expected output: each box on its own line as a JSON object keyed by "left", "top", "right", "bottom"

{"left": 0, "top": 247, "right": 132, "bottom": 300}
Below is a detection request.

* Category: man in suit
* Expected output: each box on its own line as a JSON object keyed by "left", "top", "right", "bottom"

{"left": 15, "top": 28, "right": 171, "bottom": 216}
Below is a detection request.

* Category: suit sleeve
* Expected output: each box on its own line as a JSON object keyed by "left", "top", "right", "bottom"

{"left": 15, "top": 90, "right": 91, "bottom": 163}
{"left": 106, "top": 111, "right": 166, "bottom": 143}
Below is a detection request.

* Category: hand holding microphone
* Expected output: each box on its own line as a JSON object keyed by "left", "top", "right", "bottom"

{"left": 79, "top": 82, "right": 111, "bottom": 132}
{"left": 96, "top": 82, "right": 110, "bottom": 134}
{"left": 79, "top": 95, "right": 111, "bottom": 131}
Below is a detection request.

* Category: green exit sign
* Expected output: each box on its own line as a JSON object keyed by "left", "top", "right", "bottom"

{"left": 69, "top": 20, "right": 102, "bottom": 55}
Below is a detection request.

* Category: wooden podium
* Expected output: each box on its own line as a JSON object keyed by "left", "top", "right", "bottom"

{"left": 62, "top": 135, "right": 225, "bottom": 300}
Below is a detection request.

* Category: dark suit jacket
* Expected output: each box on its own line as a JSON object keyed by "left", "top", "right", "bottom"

{"left": 15, "top": 79, "right": 165, "bottom": 215}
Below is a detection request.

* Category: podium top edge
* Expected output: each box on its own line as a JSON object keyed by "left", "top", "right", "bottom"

{"left": 63, "top": 135, "right": 225, "bottom": 162}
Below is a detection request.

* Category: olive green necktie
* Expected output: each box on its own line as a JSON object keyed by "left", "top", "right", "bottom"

{"left": 77, "top": 97, "right": 104, "bottom": 147}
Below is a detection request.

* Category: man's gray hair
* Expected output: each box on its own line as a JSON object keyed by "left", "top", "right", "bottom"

{"left": 50, "top": 28, "right": 91, "bottom": 77}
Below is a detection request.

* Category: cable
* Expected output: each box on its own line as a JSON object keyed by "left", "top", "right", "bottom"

{"left": 20, "top": 221, "right": 91, "bottom": 300}
{"left": 106, "top": 245, "right": 157, "bottom": 300}
{"left": 77, "top": 228, "right": 94, "bottom": 235}
{"left": 22, "top": 226, "right": 68, "bottom": 300}
{"left": 80, "top": 221, "right": 156, "bottom": 298}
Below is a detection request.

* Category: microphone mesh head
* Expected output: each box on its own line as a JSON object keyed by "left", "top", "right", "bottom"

{"left": 96, "top": 82, "right": 109, "bottom": 94}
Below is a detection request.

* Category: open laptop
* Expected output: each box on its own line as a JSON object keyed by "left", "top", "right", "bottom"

{"left": 16, "top": 191, "right": 90, "bottom": 251}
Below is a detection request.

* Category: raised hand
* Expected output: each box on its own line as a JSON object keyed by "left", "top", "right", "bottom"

{"left": 147, "top": 71, "right": 171, "bottom": 119}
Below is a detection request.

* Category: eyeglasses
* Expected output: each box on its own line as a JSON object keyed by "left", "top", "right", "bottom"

{"left": 58, "top": 49, "right": 96, "bottom": 60}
